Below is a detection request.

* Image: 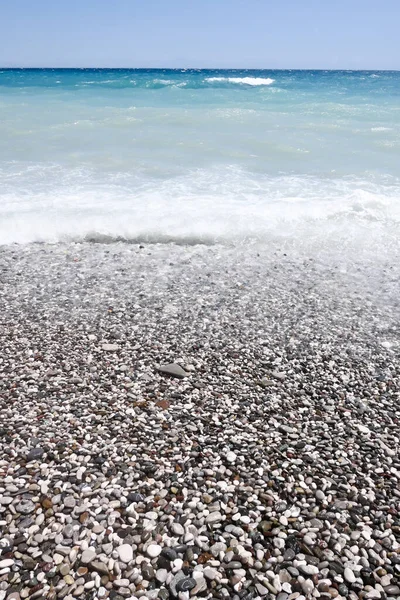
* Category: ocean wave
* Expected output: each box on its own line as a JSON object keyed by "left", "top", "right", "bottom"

{"left": 153, "top": 79, "right": 175, "bottom": 85}
{"left": 1, "top": 165, "right": 400, "bottom": 250}
{"left": 206, "top": 77, "right": 275, "bottom": 86}
{"left": 33, "top": 74, "right": 277, "bottom": 90}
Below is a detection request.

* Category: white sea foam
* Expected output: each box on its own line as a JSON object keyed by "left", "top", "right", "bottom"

{"left": 1, "top": 164, "right": 399, "bottom": 254}
{"left": 153, "top": 79, "right": 175, "bottom": 85}
{"left": 206, "top": 77, "right": 275, "bottom": 86}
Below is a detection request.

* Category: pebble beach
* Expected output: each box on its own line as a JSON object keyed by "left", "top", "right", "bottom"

{"left": 0, "top": 241, "right": 399, "bottom": 600}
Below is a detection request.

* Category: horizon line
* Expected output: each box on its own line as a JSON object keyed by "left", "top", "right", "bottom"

{"left": 1, "top": 66, "right": 400, "bottom": 72}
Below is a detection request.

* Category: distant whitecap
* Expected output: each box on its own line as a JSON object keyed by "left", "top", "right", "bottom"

{"left": 206, "top": 76, "right": 275, "bottom": 86}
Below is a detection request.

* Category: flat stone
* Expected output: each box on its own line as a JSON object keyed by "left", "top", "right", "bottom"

{"left": 344, "top": 567, "right": 356, "bottom": 583}
{"left": 147, "top": 544, "right": 162, "bottom": 558}
{"left": 171, "top": 523, "right": 185, "bottom": 536}
{"left": 113, "top": 579, "right": 130, "bottom": 587}
{"left": 64, "top": 496, "right": 76, "bottom": 509}
{"left": 27, "top": 447, "right": 45, "bottom": 462}
{"left": 55, "top": 546, "right": 70, "bottom": 556}
{"left": 92, "top": 525, "right": 104, "bottom": 534}
{"left": 0, "top": 559, "right": 14, "bottom": 568}
{"left": 203, "top": 566, "right": 218, "bottom": 580}
{"left": 89, "top": 560, "right": 109, "bottom": 575}
{"left": 53, "top": 553, "right": 64, "bottom": 565}
{"left": 16, "top": 500, "right": 36, "bottom": 514}
{"left": 117, "top": 544, "right": 133, "bottom": 563}
{"left": 102, "top": 343, "right": 120, "bottom": 351}
{"left": 0, "top": 497, "right": 13, "bottom": 505}
{"left": 385, "top": 585, "right": 400, "bottom": 596}
{"left": 205, "top": 511, "right": 222, "bottom": 524}
{"left": 225, "top": 561, "right": 243, "bottom": 570}
{"left": 156, "top": 568, "right": 168, "bottom": 583}
{"left": 158, "top": 363, "right": 188, "bottom": 379}
{"left": 310, "top": 518, "right": 324, "bottom": 529}
{"left": 81, "top": 548, "right": 96, "bottom": 564}
{"left": 299, "top": 564, "right": 319, "bottom": 575}
{"left": 256, "top": 583, "right": 269, "bottom": 596}
{"left": 176, "top": 577, "right": 196, "bottom": 592}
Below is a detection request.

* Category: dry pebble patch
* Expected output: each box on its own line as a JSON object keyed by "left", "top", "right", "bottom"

{"left": 0, "top": 242, "right": 399, "bottom": 600}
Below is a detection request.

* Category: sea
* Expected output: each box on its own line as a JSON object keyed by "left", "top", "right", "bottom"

{"left": 1, "top": 68, "right": 399, "bottom": 256}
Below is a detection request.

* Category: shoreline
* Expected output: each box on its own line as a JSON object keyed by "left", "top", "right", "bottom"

{"left": 0, "top": 242, "right": 399, "bottom": 600}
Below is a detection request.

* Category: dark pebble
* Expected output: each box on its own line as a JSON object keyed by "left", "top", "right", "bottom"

{"left": 142, "top": 565, "right": 155, "bottom": 581}
{"left": 127, "top": 493, "right": 144, "bottom": 503}
{"left": 173, "top": 545, "right": 188, "bottom": 554}
{"left": 26, "top": 447, "right": 45, "bottom": 462}
{"left": 283, "top": 549, "right": 296, "bottom": 561}
{"left": 157, "top": 556, "right": 173, "bottom": 570}
{"left": 176, "top": 577, "right": 197, "bottom": 592}
{"left": 160, "top": 548, "right": 178, "bottom": 561}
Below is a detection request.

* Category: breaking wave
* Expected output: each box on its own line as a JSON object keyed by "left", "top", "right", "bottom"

{"left": 206, "top": 77, "right": 275, "bottom": 86}
{"left": 1, "top": 164, "right": 399, "bottom": 254}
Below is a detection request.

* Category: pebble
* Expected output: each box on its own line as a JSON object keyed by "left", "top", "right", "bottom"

{"left": 176, "top": 577, "right": 196, "bottom": 592}
{"left": 81, "top": 549, "right": 96, "bottom": 564}
{"left": 102, "top": 343, "right": 119, "bottom": 351}
{"left": 171, "top": 523, "right": 184, "bottom": 536}
{"left": 0, "top": 559, "right": 14, "bottom": 568}
{"left": 16, "top": 500, "right": 35, "bottom": 515}
{"left": 206, "top": 512, "right": 222, "bottom": 524}
{"left": 203, "top": 567, "right": 218, "bottom": 580}
{"left": 191, "top": 575, "right": 207, "bottom": 595}
{"left": 117, "top": 545, "right": 133, "bottom": 563}
{"left": 147, "top": 544, "right": 162, "bottom": 558}
{"left": 26, "top": 447, "right": 45, "bottom": 462}
{"left": 169, "top": 571, "right": 186, "bottom": 597}
{"left": 385, "top": 585, "right": 400, "bottom": 596}
{"left": 90, "top": 561, "right": 109, "bottom": 575}
{"left": 156, "top": 568, "right": 168, "bottom": 583}
{"left": 158, "top": 363, "right": 188, "bottom": 379}
{"left": 0, "top": 243, "right": 399, "bottom": 600}
{"left": 344, "top": 567, "right": 356, "bottom": 584}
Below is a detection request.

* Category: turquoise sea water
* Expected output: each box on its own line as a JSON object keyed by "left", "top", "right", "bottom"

{"left": 1, "top": 68, "right": 400, "bottom": 249}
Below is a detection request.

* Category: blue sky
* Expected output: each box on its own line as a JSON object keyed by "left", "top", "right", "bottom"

{"left": 0, "top": 0, "right": 399, "bottom": 69}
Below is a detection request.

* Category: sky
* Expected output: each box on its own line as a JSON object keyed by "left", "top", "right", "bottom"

{"left": 0, "top": 0, "right": 399, "bottom": 70}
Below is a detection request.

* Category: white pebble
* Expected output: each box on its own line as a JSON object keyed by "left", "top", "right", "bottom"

{"left": 0, "top": 559, "right": 14, "bottom": 568}
{"left": 147, "top": 544, "right": 162, "bottom": 558}
{"left": 117, "top": 544, "right": 133, "bottom": 563}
